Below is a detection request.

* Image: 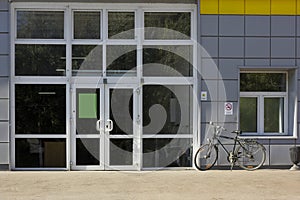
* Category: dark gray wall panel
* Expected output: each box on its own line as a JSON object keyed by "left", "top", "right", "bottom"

{"left": 219, "top": 59, "right": 242, "bottom": 80}
{"left": 201, "top": 102, "right": 218, "bottom": 122}
{"left": 13, "top": 0, "right": 197, "bottom": 3}
{"left": 0, "top": 78, "right": 8, "bottom": 98}
{"left": 245, "top": 16, "right": 270, "bottom": 36}
{"left": 0, "top": 34, "right": 9, "bottom": 54}
{"left": 201, "top": 58, "right": 218, "bottom": 79}
{"left": 200, "top": 37, "right": 218, "bottom": 58}
{"left": 201, "top": 80, "right": 218, "bottom": 101}
{"left": 219, "top": 37, "right": 244, "bottom": 58}
{"left": 271, "top": 59, "right": 296, "bottom": 66}
{"left": 0, "top": 12, "right": 9, "bottom": 32}
{"left": 271, "top": 38, "right": 295, "bottom": 58}
{"left": 0, "top": 0, "right": 8, "bottom": 11}
{"left": 0, "top": 55, "right": 9, "bottom": 76}
{"left": 0, "top": 122, "right": 9, "bottom": 142}
{"left": 219, "top": 15, "right": 244, "bottom": 36}
{"left": 245, "top": 59, "right": 270, "bottom": 66}
{"left": 271, "top": 16, "right": 296, "bottom": 37}
{"left": 200, "top": 15, "right": 218, "bottom": 36}
{"left": 245, "top": 38, "right": 270, "bottom": 58}
{"left": 218, "top": 80, "right": 238, "bottom": 101}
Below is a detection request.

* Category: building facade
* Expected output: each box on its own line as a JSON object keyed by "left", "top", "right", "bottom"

{"left": 0, "top": 0, "right": 299, "bottom": 170}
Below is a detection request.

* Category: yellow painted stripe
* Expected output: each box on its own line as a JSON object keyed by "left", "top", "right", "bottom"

{"left": 245, "top": 0, "right": 270, "bottom": 15}
{"left": 200, "top": 0, "right": 219, "bottom": 14}
{"left": 219, "top": 0, "right": 244, "bottom": 14}
{"left": 200, "top": 0, "right": 299, "bottom": 15}
{"left": 271, "top": 0, "right": 296, "bottom": 15}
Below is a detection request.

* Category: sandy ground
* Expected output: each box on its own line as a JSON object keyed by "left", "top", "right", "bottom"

{"left": 0, "top": 170, "right": 299, "bottom": 200}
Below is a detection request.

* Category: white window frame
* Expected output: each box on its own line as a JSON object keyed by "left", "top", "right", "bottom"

{"left": 10, "top": 2, "right": 198, "bottom": 170}
{"left": 240, "top": 71, "right": 288, "bottom": 136}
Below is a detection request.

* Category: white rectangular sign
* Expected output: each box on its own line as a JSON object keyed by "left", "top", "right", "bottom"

{"left": 224, "top": 102, "right": 233, "bottom": 115}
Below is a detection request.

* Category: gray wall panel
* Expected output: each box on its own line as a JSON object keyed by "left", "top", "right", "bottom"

{"left": 200, "top": 15, "right": 218, "bottom": 36}
{"left": 200, "top": 37, "right": 218, "bottom": 58}
{"left": 219, "top": 37, "right": 244, "bottom": 58}
{"left": 245, "top": 16, "right": 270, "bottom": 36}
{"left": 270, "top": 145, "right": 294, "bottom": 165}
{"left": 0, "top": 34, "right": 9, "bottom": 54}
{"left": 271, "top": 38, "right": 295, "bottom": 58}
{"left": 201, "top": 102, "right": 218, "bottom": 123}
{"left": 0, "top": 143, "right": 9, "bottom": 164}
{"left": 217, "top": 101, "right": 238, "bottom": 123}
{"left": 219, "top": 59, "right": 242, "bottom": 80}
{"left": 218, "top": 80, "right": 238, "bottom": 101}
{"left": 0, "top": 55, "right": 9, "bottom": 76}
{"left": 0, "top": 78, "right": 8, "bottom": 98}
{"left": 219, "top": 15, "right": 244, "bottom": 36}
{"left": 271, "top": 16, "right": 296, "bottom": 37}
{"left": 245, "top": 59, "right": 270, "bottom": 66}
{"left": 297, "top": 16, "right": 300, "bottom": 36}
{"left": 201, "top": 58, "right": 218, "bottom": 79}
{"left": 0, "top": 100, "right": 8, "bottom": 120}
{"left": 0, "top": 122, "right": 9, "bottom": 142}
{"left": 201, "top": 80, "right": 218, "bottom": 101}
{"left": 271, "top": 59, "right": 296, "bottom": 66}
{"left": 0, "top": 12, "right": 9, "bottom": 33}
{"left": 245, "top": 38, "right": 270, "bottom": 58}
{"left": 13, "top": 0, "right": 197, "bottom": 3}
{"left": 0, "top": 0, "right": 8, "bottom": 11}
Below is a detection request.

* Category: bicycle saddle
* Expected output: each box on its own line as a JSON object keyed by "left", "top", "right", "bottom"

{"left": 231, "top": 130, "right": 242, "bottom": 135}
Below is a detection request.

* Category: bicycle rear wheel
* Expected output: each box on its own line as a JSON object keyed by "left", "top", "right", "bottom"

{"left": 194, "top": 144, "right": 218, "bottom": 171}
{"left": 236, "top": 140, "right": 266, "bottom": 171}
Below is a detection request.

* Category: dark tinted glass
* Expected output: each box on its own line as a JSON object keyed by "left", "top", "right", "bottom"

{"left": 16, "top": 139, "right": 66, "bottom": 168}
{"left": 240, "top": 97, "right": 257, "bottom": 133}
{"left": 17, "top": 11, "right": 64, "bottom": 39}
{"left": 110, "top": 139, "right": 133, "bottom": 165}
{"left": 143, "top": 138, "right": 192, "bottom": 168}
{"left": 15, "top": 44, "right": 66, "bottom": 76}
{"left": 76, "top": 139, "right": 100, "bottom": 165}
{"left": 15, "top": 85, "right": 66, "bottom": 134}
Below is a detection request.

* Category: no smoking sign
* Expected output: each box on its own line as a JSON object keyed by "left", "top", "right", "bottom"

{"left": 224, "top": 102, "right": 233, "bottom": 115}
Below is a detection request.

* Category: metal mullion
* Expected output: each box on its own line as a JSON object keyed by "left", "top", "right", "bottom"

{"left": 15, "top": 40, "right": 66, "bottom": 45}
{"left": 11, "top": 77, "right": 68, "bottom": 84}
{"left": 142, "top": 134, "right": 193, "bottom": 139}
{"left": 76, "top": 135, "right": 101, "bottom": 139}
{"left": 142, "top": 77, "right": 194, "bottom": 85}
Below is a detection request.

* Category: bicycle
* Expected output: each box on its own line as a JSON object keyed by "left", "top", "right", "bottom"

{"left": 194, "top": 122, "right": 266, "bottom": 171}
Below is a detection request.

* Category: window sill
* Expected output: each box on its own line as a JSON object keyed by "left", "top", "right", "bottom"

{"left": 239, "top": 135, "right": 297, "bottom": 139}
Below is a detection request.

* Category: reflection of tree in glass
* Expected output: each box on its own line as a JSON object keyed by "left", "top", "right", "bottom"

{"left": 17, "top": 11, "right": 64, "bottom": 39}
{"left": 108, "top": 12, "right": 135, "bottom": 39}
{"left": 74, "top": 12, "right": 100, "bottom": 39}
{"left": 15, "top": 44, "right": 66, "bottom": 76}
{"left": 240, "top": 73, "right": 286, "bottom": 92}
{"left": 144, "top": 12, "right": 191, "bottom": 39}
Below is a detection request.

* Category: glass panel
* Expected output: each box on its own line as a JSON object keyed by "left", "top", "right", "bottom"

{"left": 110, "top": 139, "right": 133, "bottom": 166}
{"left": 74, "top": 11, "right": 101, "bottom": 39}
{"left": 15, "top": 44, "right": 66, "bottom": 76}
{"left": 15, "top": 85, "right": 66, "bottom": 134}
{"left": 106, "top": 45, "right": 137, "bottom": 76}
{"left": 76, "top": 139, "right": 99, "bottom": 165}
{"left": 144, "top": 12, "right": 191, "bottom": 40}
{"left": 264, "top": 97, "right": 284, "bottom": 133}
{"left": 76, "top": 89, "right": 99, "bottom": 135}
{"left": 109, "top": 89, "right": 133, "bottom": 135}
{"left": 143, "top": 45, "right": 193, "bottom": 77}
{"left": 108, "top": 12, "right": 135, "bottom": 39}
{"left": 17, "top": 11, "right": 64, "bottom": 39}
{"left": 143, "top": 85, "right": 193, "bottom": 135}
{"left": 240, "top": 97, "right": 257, "bottom": 133}
{"left": 240, "top": 73, "right": 286, "bottom": 92}
{"left": 16, "top": 139, "right": 66, "bottom": 168}
{"left": 143, "top": 138, "right": 192, "bottom": 168}
{"left": 72, "top": 45, "right": 102, "bottom": 76}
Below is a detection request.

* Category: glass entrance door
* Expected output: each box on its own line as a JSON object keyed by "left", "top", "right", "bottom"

{"left": 71, "top": 84, "right": 138, "bottom": 170}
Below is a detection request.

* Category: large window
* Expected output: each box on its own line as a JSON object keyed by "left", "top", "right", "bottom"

{"left": 239, "top": 72, "right": 288, "bottom": 135}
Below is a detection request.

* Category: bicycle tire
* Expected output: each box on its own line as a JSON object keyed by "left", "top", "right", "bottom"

{"left": 194, "top": 144, "right": 218, "bottom": 171}
{"left": 236, "top": 140, "right": 266, "bottom": 171}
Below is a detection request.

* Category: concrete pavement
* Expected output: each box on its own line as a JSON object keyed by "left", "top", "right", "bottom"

{"left": 0, "top": 170, "right": 299, "bottom": 200}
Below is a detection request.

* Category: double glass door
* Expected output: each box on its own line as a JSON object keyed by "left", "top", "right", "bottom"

{"left": 71, "top": 84, "right": 139, "bottom": 170}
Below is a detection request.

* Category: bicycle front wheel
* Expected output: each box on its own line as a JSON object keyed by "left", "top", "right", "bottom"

{"left": 194, "top": 144, "right": 218, "bottom": 171}
{"left": 236, "top": 140, "right": 266, "bottom": 171}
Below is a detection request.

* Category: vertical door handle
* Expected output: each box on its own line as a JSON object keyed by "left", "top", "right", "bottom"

{"left": 96, "top": 119, "right": 102, "bottom": 131}
{"left": 106, "top": 119, "right": 113, "bottom": 132}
